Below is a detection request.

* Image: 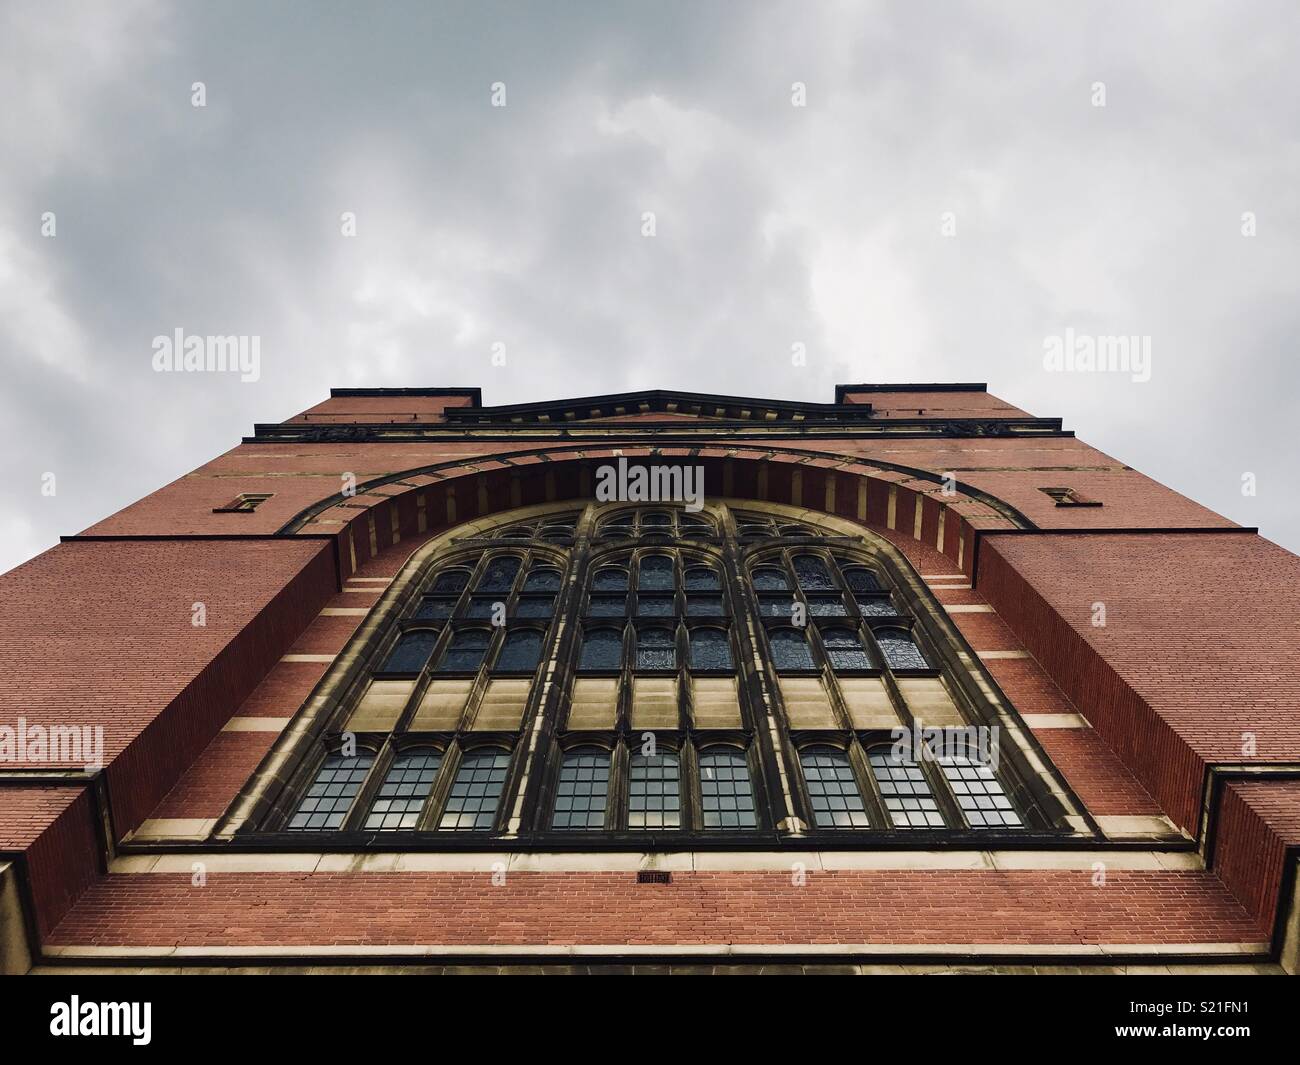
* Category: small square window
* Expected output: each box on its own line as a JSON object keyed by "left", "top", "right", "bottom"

{"left": 1039, "top": 487, "right": 1101, "bottom": 507}
{"left": 213, "top": 493, "right": 272, "bottom": 513}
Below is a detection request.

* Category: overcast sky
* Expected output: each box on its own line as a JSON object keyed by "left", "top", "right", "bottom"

{"left": 2, "top": 0, "right": 1297, "bottom": 574}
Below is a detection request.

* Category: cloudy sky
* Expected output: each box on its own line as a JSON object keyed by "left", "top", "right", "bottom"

{"left": 2, "top": 0, "right": 1297, "bottom": 573}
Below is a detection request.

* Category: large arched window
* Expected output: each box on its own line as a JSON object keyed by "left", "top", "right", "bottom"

{"left": 268, "top": 502, "right": 1040, "bottom": 839}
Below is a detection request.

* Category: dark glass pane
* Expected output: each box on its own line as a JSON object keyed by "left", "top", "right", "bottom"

{"left": 587, "top": 594, "right": 627, "bottom": 617}
{"left": 684, "top": 566, "right": 721, "bottom": 591}
{"left": 780, "top": 524, "right": 814, "bottom": 537}
{"left": 793, "top": 555, "right": 835, "bottom": 590}
{"left": 939, "top": 758, "right": 1022, "bottom": 829}
{"left": 738, "top": 522, "right": 772, "bottom": 539}
{"left": 637, "top": 594, "right": 674, "bottom": 617}
{"left": 689, "top": 629, "right": 733, "bottom": 671}
{"left": 541, "top": 521, "right": 575, "bottom": 539}
{"left": 467, "top": 596, "right": 501, "bottom": 619}
{"left": 579, "top": 629, "right": 623, "bottom": 671}
{"left": 515, "top": 596, "right": 555, "bottom": 619}
{"left": 287, "top": 753, "right": 374, "bottom": 831}
{"left": 800, "top": 747, "right": 870, "bottom": 829}
{"left": 637, "top": 628, "right": 676, "bottom": 671}
{"left": 642, "top": 511, "right": 671, "bottom": 528}
{"left": 431, "top": 570, "right": 470, "bottom": 594}
{"left": 523, "top": 568, "right": 561, "bottom": 593}
{"left": 638, "top": 555, "right": 674, "bottom": 591}
{"left": 876, "top": 629, "right": 929, "bottom": 670}
{"left": 869, "top": 748, "right": 946, "bottom": 828}
{"left": 771, "top": 629, "right": 815, "bottom": 671}
{"left": 841, "top": 566, "right": 881, "bottom": 593}
{"left": 698, "top": 749, "right": 757, "bottom": 830}
{"left": 439, "top": 749, "right": 509, "bottom": 831}
{"left": 752, "top": 567, "right": 788, "bottom": 591}
{"left": 551, "top": 748, "right": 610, "bottom": 830}
{"left": 628, "top": 753, "right": 681, "bottom": 829}
{"left": 437, "top": 630, "right": 491, "bottom": 672}
{"left": 822, "top": 627, "right": 873, "bottom": 671}
{"left": 496, "top": 630, "right": 542, "bottom": 672}
{"left": 686, "top": 595, "right": 724, "bottom": 617}
{"left": 413, "top": 597, "right": 456, "bottom": 621}
{"left": 602, "top": 522, "right": 633, "bottom": 539}
{"left": 364, "top": 749, "right": 441, "bottom": 831}
{"left": 380, "top": 631, "right": 438, "bottom": 673}
{"left": 759, "top": 595, "right": 793, "bottom": 618}
{"left": 855, "top": 594, "right": 897, "bottom": 617}
{"left": 807, "top": 594, "right": 848, "bottom": 616}
{"left": 592, "top": 567, "right": 629, "bottom": 591}
{"left": 477, "top": 557, "right": 522, "bottom": 593}
{"left": 500, "top": 525, "right": 533, "bottom": 539}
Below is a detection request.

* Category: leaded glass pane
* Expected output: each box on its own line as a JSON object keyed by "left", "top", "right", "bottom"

{"left": 771, "top": 628, "right": 814, "bottom": 671}
{"left": 592, "top": 567, "right": 629, "bottom": 591}
{"left": 638, "top": 555, "right": 674, "bottom": 591}
{"left": 413, "top": 596, "right": 456, "bottom": 620}
{"left": 855, "top": 594, "right": 897, "bottom": 617}
{"left": 523, "top": 568, "right": 562, "bottom": 593}
{"left": 793, "top": 555, "right": 834, "bottom": 590}
{"left": 689, "top": 628, "right": 733, "bottom": 671}
{"left": 876, "top": 628, "right": 929, "bottom": 670}
{"left": 579, "top": 629, "right": 622, "bottom": 670}
{"left": 437, "top": 629, "right": 490, "bottom": 672}
{"left": 477, "top": 557, "right": 522, "bottom": 593}
{"left": 439, "top": 749, "right": 510, "bottom": 831}
{"left": 628, "top": 753, "right": 681, "bottom": 829}
{"left": 698, "top": 749, "right": 757, "bottom": 829}
{"left": 364, "top": 749, "right": 441, "bottom": 831}
{"left": 379, "top": 631, "right": 438, "bottom": 673}
{"left": 752, "top": 566, "right": 788, "bottom": 591}
{"left": 822, "top": 627, "right": 873, "bottom": 671}
{"left": 841, "top": 566, "right": 881, "bottom": 593}
{"left": 800, "top": 747, "right": 870, "bottom": 828}
{"left": 551, "top": 748, "right": 610, "bottom": 830}
{"left": 939, "top": 758, "right": 1022, "bottom": 828}
{"left": 288, "top": 753, "right": 374, "bottom": 831}
{"left": 637, "top": 628, "right": 676, "bottom": 670}
{"left": 685, "top": 566, "right": 721, "bottom": 591}
{"left": 496, "top": 629, "right": 542, "bottom": 672}
{"left": 431, "top": 570, "right": 470, "bottom": 594}
{"left": 869, "top": 749, "right": 947, "bottom": 828}
{"left": 587, "top": 593, "right": 627, "bottom": 616}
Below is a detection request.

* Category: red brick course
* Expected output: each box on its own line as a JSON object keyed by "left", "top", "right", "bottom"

{"left": 45, "top": 869, "right": 1265, "bottom": 949}
{"left": 1212, "top": 780, "right": 1300, "bottom": 928}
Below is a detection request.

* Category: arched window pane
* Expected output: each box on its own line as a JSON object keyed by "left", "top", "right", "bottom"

{"left": 876, "top": 628, "right": 929, "bottom": 670}
{"left": 841, "top": 566, "right": 881, "bottom": 593}
{"left": 439, "top": 749, "right": 510, "bottom": 831}
{"left": 752, "top": 566, "right": 788, "bottom": 591}
{"left": 437, "top": 629, "right": 491, "bottom": 672}
{"left": 380, "top": 630, "right": 438, "bottom": 673}
{"left": 523, "top": 568, "right": 561, "bottom": 593}
{"left": 552, "top": 748, "right": 610, "bottom": 830}
{"left": 592, "top": 567, "right": 629, "bottom": 591}
{"left": 770, "top": 628, "right": 814, "bottom": 672}
{"left": 477, "top": 557, "right": 521, "bottom": 593}
{"left": 822, "top": 627, "right": 873, "bottom": 671}
{"left": 758, "top": 595, "right": 793, "bottom": 618}
{"left": 680, "top": 516, "right": 713, "bottom": 537}
{"left": 780, "top": 523, "right": 814, "bottom": 537}
{"left": 868, "top": 748, "right": 946, "bottom": 828}
{"left": 689, "top": 628, "right": 733, "bottom": 671}
{"left": 939, "top": 758, "right": 1022, "bottom": 828}
{"left": 636, "top": 628, "right": 676, "bottom": 671}
{"left": 642, "top": 511, "right": 671, "bottom": 528}
{"left": 496, "top": 629, "right": 542, "bottom": 672}
{"left": 638, "top": 555, "right": 674, "bottom": 591}
{"left": 685, "top": 566, "right": 721, "bottom": 591}
{"left": 431, "top": 570, "right": 470, "bottom": 594}
{"left": 800, "top": 747, "right": 870, "bottom": 828}
{"left": 793, "top": 555, "right": 834, "bottom": 590}
{"left": 807, "top": 594, "right": 848, "bottom": 616}
{"left": 637, "top": 594, "right": 674, "bottom": 617}
{"left": 698, "top": 749, "right": 757, "bottom": 830}
{"left": 364, "top": 749, "right": 441, "bottom": 831}
{"left": 288, "top": 752, "right": 374, "bottom": 831}
{"left": 579, "top": 629, "right": 622, "bottom": 671}
{"left": 500, "top": 525, "right": 533, "bottom": 539}
{"left": 628, "top": 752, "right": 681, "bottom": 829}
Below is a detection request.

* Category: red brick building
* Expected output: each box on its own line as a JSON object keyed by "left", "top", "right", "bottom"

{"left": 2, "top": 383, "right": 1297, "bottom": 974}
